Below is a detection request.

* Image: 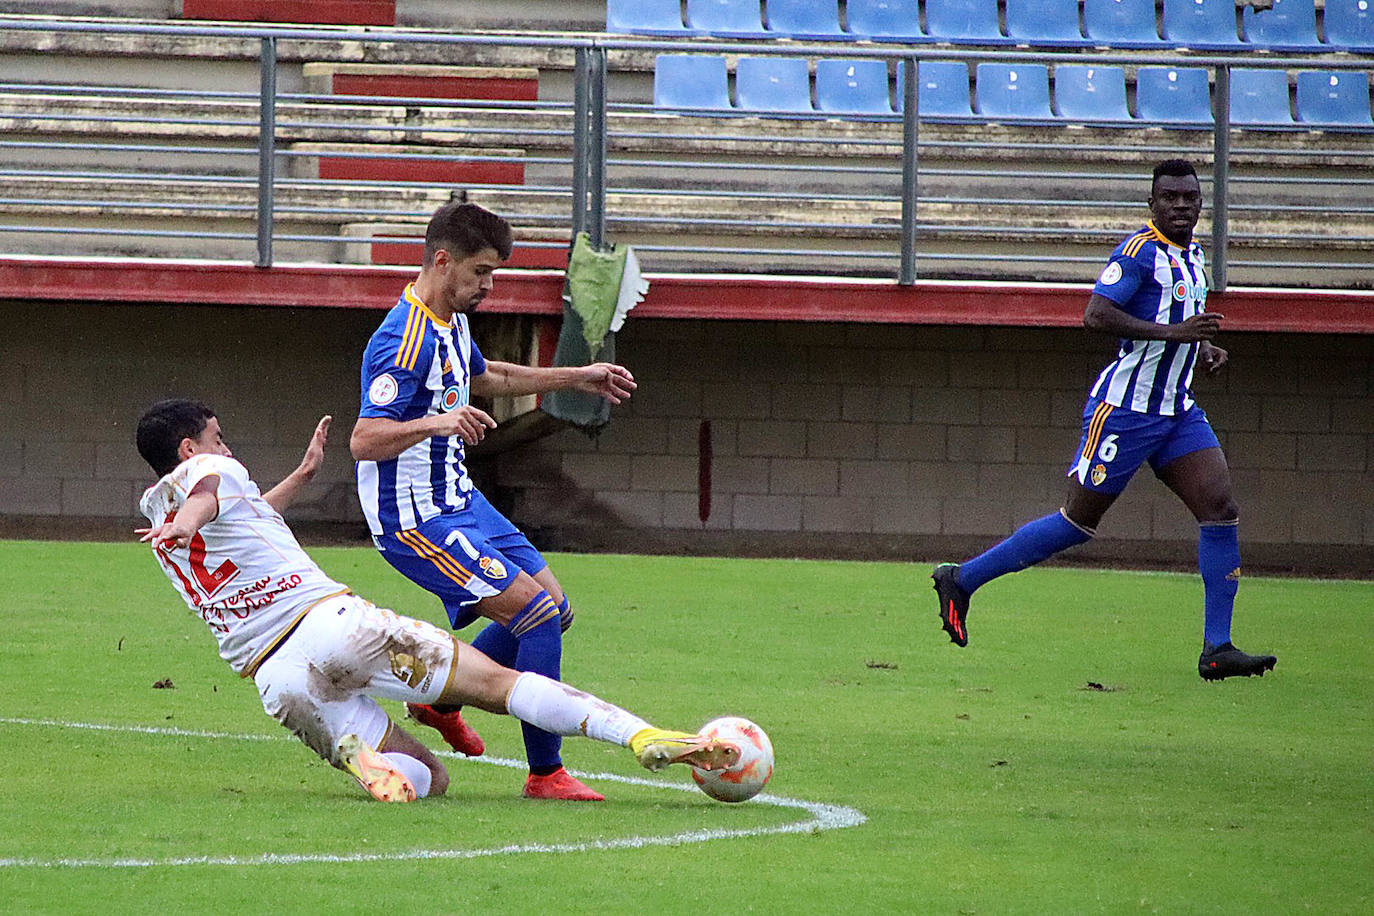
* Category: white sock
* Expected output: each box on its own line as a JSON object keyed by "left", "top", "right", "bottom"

{"left": 506, "top": 672, "right": 651, "bottom": 747}
{"left": 380, "top": 752, "right": 432, "bottom": 798}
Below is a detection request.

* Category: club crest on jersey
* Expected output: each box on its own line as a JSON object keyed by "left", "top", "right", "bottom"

{"left": 1099, "top": 262, "right": 1123, "bottom": 286}
{"left": 369, "top": 373, "right": 399, "bottom": 406}
{"left": 478, "top": 555, "right": 507, "bottom": 580}
{"left": 1091, "top": 464, "right": 1108, "bottom": 486}
{"left": 440, "top": 385, "right": 463, "bottom": 412}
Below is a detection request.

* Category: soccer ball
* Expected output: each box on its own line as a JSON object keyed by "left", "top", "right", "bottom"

{"left": 691, "top": 716, "right": 774, "bottom": 803}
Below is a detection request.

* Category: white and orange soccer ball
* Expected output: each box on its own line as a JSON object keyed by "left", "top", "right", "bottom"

{"left": 691, "top": 716, "right": 773, "bottom": 803}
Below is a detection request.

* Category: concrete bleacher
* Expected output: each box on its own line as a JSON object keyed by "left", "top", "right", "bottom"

{"left": 0, "top": 8, "right": 1370, "bottom": 288}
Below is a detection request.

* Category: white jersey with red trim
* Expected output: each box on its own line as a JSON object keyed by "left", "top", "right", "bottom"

{"left": 139, "top": 454, "right": 348, "bottom": 675}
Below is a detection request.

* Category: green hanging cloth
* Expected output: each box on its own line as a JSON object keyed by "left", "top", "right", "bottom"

{"left": 541, "top": 233, "right": 649, "bottom": 430}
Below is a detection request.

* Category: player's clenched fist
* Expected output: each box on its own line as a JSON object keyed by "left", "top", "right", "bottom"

{"left": 428, "top": 405, "right": 498, "bottom": 445}
{"left": 1171, "top": 311, "right": 1223, "bottom": 342}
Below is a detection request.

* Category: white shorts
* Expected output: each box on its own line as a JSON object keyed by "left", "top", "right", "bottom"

{"left": 254, "top": 594, "right": 458, "bottom": 764}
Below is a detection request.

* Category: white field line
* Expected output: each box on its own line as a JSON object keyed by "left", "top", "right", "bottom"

{"left": 0, "top": 716, "right": 865, "bottom": 870}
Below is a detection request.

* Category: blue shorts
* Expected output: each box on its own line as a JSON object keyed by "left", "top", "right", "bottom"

{"left": 374, "top": 489, "right": 549, "bottom": 629}
{"left": 1067, "top": 397, "right": 1220, "bottom": 494}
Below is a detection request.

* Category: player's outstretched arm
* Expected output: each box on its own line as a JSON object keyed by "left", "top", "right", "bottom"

{"left": 262, "top": 416, "right": 331, "bottom": 513}
{"left": 137, "top": 476, "right": 220, "bottom": 550}
{"left": 471, "top": 361, "right": 636, "bottom": 404}
{"left": 1084, "top": 293, "right": 1222, "bottom": 343}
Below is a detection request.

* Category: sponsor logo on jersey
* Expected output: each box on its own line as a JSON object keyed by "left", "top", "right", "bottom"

{"left": 369, "top": 373, "right": 399, "bottom": 406}
{"left": 440, "top": 385, "right": 462, "bottom": 412}
{"left": 389, "top": 651, "right": 430, "bottom": 690}
{"left": 1091, "top": 464, "right": 1108, "bottom": 486}
{"left": 1173, "top": 277, "right": 1205, "bottom": 301}
{"left": 478, "top": 556, "right": 507, "bottom": 580}
{"left": 1099, "top": 262, "right": 1123, "bottom": 286}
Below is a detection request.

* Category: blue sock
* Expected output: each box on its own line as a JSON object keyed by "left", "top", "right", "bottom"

{"left": 508, "top": 592, "right": 564, "bottom": 770}
{"left": 1198, "top": 522, "right": 1240, "bottom": 647}
{"left": 471, "top": 621, "right": 518, "bottom": 667}
{"left": 958, "top": 511, "right": 1093, "bottom": 594}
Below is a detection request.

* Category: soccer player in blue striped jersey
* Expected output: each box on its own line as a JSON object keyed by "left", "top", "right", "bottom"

{"left": 352, "top": 202, "right": 637, "bottom": 798}
{"left": 930, "top": 160, "right": 1276, "bottom": 681}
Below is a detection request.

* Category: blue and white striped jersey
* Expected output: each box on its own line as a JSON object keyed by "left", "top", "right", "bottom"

{"left": 1088, "top": 221, "right": 1209, "bottom": 417}
{"left": 356, "top": 283, "right": 488, "bottom": 536}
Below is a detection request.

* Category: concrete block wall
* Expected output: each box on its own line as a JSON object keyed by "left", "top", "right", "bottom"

{"left": 499, "top": 317, "right": 1374, "bottom": 570}
{"left": 1, "top": 299, "right": 1370, "bottom": 572}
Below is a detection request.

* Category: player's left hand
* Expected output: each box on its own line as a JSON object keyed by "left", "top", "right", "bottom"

{"left": 1199, "top": 342, "right": 1228, "bottom": 375}
{"left": 579, "top": 363, "right": 637, "bottom": 404}
{"left": 297, "top": 415, "right": 332, "bottom": 480}
{"left": 136, "top": 521, "right": 193, "bottom": 551}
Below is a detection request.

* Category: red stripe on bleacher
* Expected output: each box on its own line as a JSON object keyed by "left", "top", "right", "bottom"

{"left": 317, "top": 156, "right": 525, "bottom": 186}
{"left": 179, "top": 0, "right": 395, "bottom": 26}
{"left": 369, "top": 239, "right": 567, "bottom": 270}
{"left": 329, "top": 74, "right": 539, "bottom": 103}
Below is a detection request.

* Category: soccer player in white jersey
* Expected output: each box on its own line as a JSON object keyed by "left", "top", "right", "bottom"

{"left": 135, "top": 399, "right": 736, "bottom": 802}
{"left": 929, "top": 160, "right": 1277, "bottom": 681}
{"left": 351, "top": 202, "right": 638, "bottom": 800}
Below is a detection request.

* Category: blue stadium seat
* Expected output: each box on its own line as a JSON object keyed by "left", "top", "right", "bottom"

{"left": 766, "top": 0, "right": 847, "bottom": 38}
{"left": 1324, "top": 0, "right": 1374, "bottom": 51}
{"left": 1135, "top": 66, "right": 1214, "bottom": 124}
{"left": 897, "top": 60, "right": 974, "bottom": 117}
{"left": 1161, "top": 0, "right": 1244, "bottom": 47}
{"left": 845, "top": 0, "right": 924, "bottom": 40}
{"left": 925, "top": 0, "right": 1009, "bottom": 43}
{"left": 1295, "top": 70, "right": 1374, "bottom": 125}
{"left": 654, "top": 55, "right": 733, "bottom": 112}
{"left": 1228, "top": 68, "right": 1294, "bottom": 125}
{"left": 685, "top": 0, "right": 769, "bottom": 37}
{"left": 815, "top": 59, "right": 894, "bottom": 115}
{"left": 607, "top": 0, "right": 698, "bottom": 35}
{"left": 1054, "top": 64, "right": 1131, "bottom": 122}
{"left": 1006, "top": 0, "right": 1088, "bottom": 45}
{"left": 735, "top": 57, "right": 813, "bottom": 114}
{"left": 1083, "top": 0, "right": 1162, "bottom": 46}
{"left": 975, "top": 63, "right": 1053, "bottom": 119}
{"left": 1241, "top": 0, "right": 1323, "bottom": 50}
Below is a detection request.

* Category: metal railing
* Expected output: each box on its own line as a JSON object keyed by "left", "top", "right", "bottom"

{"left": 0, "top": 17, "right": 1371, "bottom": 290}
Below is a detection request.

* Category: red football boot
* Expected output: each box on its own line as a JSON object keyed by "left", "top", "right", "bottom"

{"left": 522, "top": 766, "right": 605, "bottom": 801}
{"left": 406, "top": 702, "right": 485, "bottom": 757}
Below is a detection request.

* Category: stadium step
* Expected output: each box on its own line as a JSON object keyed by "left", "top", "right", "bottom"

{"left": 285, "top": 142, "right": 527, "bottom": 186}
{"left": 340, "top": 223, "right": 570, "bottom": 269}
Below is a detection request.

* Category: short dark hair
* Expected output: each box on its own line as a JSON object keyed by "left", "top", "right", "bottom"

{"left": 423, "top": 202, "right": 513, "bottom": 265}
{"left": 136, "top": 398, "right": 215, "bottom": 476}
{"left": 1151, "top": 159, "right": 1199, "bottom": 194}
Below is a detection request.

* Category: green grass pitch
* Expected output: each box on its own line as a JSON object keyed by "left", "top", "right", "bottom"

{"left": 1, "top": 540, "right": 1371, "bottom": 914}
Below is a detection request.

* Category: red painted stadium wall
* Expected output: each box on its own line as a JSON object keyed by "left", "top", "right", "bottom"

{"left": 1, "top": 257, "right": 1371, "bottom": 334}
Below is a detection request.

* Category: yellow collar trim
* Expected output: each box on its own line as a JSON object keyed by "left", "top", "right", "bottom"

{"left": 1146, "top": 220, "right": 1185, "bottom": 250}
{"left": 402, "top": 283, "right": 450, "bottom": 327}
